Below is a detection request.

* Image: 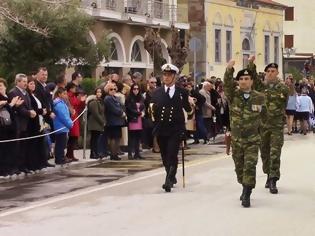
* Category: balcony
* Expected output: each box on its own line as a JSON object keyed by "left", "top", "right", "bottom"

{"left": 81, "top": 0, "right": 189, "bottom": 29}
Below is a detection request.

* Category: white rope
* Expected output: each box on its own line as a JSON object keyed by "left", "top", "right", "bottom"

{"left": 0, "top": 107, "right": 87, "bottom": 143}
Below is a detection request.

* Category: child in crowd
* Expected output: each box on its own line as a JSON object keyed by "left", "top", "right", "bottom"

{"left": 53, "top": 87, "right": 73, "bottom": 165}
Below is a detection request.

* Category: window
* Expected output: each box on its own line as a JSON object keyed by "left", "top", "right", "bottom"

{"left": 131, "top": 41, "right": 142, "bottom": 62}
{"left": 242, "top": 38, "right": 250, "bottom": 51}
{"left": 215, "top": 29, "right": 221, "bottom": 62}
{"left": 285, "top": 7, "right": 294, "bottom": 21}
{"left": 264, "top": 35, "right": 270, "bottom": 65}
{"left": 274, "top": 36, "right": 279, "bottom": 64}
{"left": 285, "top": 35, "right": 294, "bottom": 48}
{"left": 226, "top": 31, "right": 232, "bottom": 62}
{"left": 109, "top": 39, "right": 118, "bottom": 61}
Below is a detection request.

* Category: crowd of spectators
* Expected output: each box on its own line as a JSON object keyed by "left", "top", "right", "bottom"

{"left": 1, "top": 66, "right": 314, "bottom": 178}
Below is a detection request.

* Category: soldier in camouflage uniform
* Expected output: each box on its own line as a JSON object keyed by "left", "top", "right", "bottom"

{"left": 224, "top": 60, "right": 265, "bottom": 208}
{"left": 247, "top": 57, "right": 289, "bottom": 194}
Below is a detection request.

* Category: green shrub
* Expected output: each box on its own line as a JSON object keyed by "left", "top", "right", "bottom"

{"left": 287, "top": 66, "right": 303, "bottom": 81}
{"left": 81, "top": 77, "right": 97, "bottom": 95}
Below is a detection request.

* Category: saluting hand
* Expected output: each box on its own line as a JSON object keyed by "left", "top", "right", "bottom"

{"left": 227, "top": 60, "right": 235, "bottom": 69}
{"left": 248, "top": 55, "right": 255, "bottom": 63}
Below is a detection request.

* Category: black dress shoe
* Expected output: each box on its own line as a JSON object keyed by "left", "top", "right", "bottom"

{"left": 110, "top": 155, "right": 121, "bottom": 161}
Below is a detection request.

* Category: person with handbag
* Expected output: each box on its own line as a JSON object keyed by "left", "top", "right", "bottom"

{"left": 26, "top": 76, "right": 54, "bottom": 171}
{"left": 0, "top": 78, "right": 24, "bottom": 176}
{"left": 125, "top": 83, "right": 145, "bottom": 160}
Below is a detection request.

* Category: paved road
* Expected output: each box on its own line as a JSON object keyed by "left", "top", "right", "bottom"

{"left": 0, "top": 134, "right": 315, "bottom": 236}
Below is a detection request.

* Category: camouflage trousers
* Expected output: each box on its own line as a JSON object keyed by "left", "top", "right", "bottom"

{"left": 231, "top": 140, "right": 259, "bottom": 188}
{"left": 260, "top": 127, "right": 284, "bottom": 180}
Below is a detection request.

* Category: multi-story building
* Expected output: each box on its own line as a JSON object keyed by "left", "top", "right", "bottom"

{"left": 188, "top": 0, "right": 286, "bottom": 80}
{"left": 275, "top": 0, "right": 315, "bottom": 74}
{"left": 81, "top": 0, "right": 189, "bottom": 79}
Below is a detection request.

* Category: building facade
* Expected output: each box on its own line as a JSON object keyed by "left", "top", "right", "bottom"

{"left": 275, "top": 0, "right": 315, "bottom": 74}
{"left": 188, "top": 0, "right": 285, "bottom": 80}
{"left": 81, "top": 0, "right": 189, "bottom": 79}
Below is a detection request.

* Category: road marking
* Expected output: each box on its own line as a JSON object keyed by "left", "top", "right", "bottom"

{"left": 0, "top": 155, "right": 226, "bottom": 218}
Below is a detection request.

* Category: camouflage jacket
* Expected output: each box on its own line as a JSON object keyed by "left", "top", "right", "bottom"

{"left": 224, "top": 67, "right": 265, "bottom": 142}
{"left": 247, "top": 62, "right": 289, "bottom": 128}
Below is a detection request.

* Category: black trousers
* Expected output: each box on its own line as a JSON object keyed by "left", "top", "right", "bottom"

{"left": 157, "top": 133, "right": 180, "bottom": 168}
{"left": 55, "top": 133, "right": 68, "bottom": 163}
{"left": 26, "top": 135, "right": 48, "bottom": 170}
{"left": 0, "top": 128, "right": 15, "bottom": 173}
{"left": 66, "top": 136, "right": 78, "bottom": 159}
{"left": 15, "top": 131, "right": 28, "bottom": 170}
{"left": 128, "top": 130, "right": 142, "bottom": 156}
{"left": 90, "top": 130, "right": 102, "bottom": 156}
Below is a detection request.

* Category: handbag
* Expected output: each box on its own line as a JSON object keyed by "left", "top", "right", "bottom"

{"left": 0, "top": 107, "right": 12, "bottom": 127}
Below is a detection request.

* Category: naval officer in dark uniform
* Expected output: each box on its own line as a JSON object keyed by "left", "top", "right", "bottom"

{"left": 150, "top": 63, "right": 194, "bottom": 192}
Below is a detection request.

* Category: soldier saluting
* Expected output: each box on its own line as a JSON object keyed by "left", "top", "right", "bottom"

{"left": 224, "top": 59, "right": 265, "bottom": 208}
{"left": 150, "top": 63, "right": 194, "bottom": 192}
{"left": 247, "top": 57, "right": 289, "bottom": 194}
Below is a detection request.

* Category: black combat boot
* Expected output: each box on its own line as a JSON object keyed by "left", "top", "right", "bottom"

{"left": 269, "top": 178, "right": 278, "bottom": 194}
{"left": 265, "top": 175, "right": 270, "bottom": 188}
{"left": 241, "top": 185, "right": 252, "bottom": 208}
{"left": 240, "top": 187, "right": 246, "bottom": 201}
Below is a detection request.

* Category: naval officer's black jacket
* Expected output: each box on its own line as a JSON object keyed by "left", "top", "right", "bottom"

{"left": 151, "top": 85, "right": 193, "bottom": 136}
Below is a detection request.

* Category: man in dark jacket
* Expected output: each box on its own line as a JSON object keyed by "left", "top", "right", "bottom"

{"left": 151, "top": 63, "right": 194, "bottom": 192}
{"left": 34, "top": 67, "right": 55, "bottom": 167}
{"left": 8, "top": 73, "right": 36, "bottom": 174}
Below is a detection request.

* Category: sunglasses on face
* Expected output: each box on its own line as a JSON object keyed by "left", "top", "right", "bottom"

{"left": 150, "top": 81, "right": 157, "bottom": 84}
{"left": 109, "top": 88, "right": 117, "bottom": 91}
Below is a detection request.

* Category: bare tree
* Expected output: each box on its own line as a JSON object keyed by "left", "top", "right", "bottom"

{"left": 167, "top": 25, "right": 189, "bottom": 74}
{"left": 144, "top": 27, "right": 167, "bottom": 77}
{"left": 0, "top": 0, "right": 73, "bottom": 37}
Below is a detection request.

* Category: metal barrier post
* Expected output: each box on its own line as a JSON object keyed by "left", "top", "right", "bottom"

{"left": 83, "top": 106, "right": 88, "bottom": 159}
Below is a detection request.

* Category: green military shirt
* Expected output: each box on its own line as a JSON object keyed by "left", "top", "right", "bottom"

{"left": 247, "top": 62, "right": 289, "bottom": 128}
{"left": 224, "top": 67, "right": 265, "bottom": 142}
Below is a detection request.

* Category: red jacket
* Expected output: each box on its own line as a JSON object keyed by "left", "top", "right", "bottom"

{"left": 68, "top": 91, "right": 85, "bottom": 137}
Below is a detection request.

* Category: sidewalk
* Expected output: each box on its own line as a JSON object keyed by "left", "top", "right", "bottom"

{"left": 0, "top": 135, "right": 226, "bottom": 184}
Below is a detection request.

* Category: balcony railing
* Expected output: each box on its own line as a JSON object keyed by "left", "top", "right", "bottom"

{"left": 81, "top": 0, "right": 188, "bottom": 24}
{"left": 81, "top": 0, "right": 124, "bottom": 12}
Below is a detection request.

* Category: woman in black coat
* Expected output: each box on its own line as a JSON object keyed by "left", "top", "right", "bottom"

{"left": 125, "top": 83, "right": 145, "bottom": 159}
{"left": 0, "top": 78, "right": 23, "bottom": 176}
{"left": 26, "top": 76, "right": 50, "bottom": 171}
